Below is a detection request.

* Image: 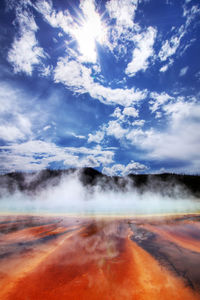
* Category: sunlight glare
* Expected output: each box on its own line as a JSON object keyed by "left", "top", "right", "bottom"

{"left": 75, "top": 0, "right": 107, "bottom": 63}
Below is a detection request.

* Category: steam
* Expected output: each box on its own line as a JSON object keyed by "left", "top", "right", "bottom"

{"left": 0, "top": 171, "right": 199, "bottom": 216}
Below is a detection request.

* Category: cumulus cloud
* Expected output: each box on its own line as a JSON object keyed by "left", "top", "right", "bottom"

{"left": 123, "top": 107, "right": 139, "bottom": 118}
{"left": 106, "top": 120, "right": 128, "bottom": 139}
{"left": 0, "top": 126, "right": 25, "bottom": 142}
{"left": 102, "top": 160, "right": 148, "bottom": 176}
{"left": 125, "top": 27, "right": 157, "bottom": 76}
{"left": 112, "top": 106, "right": 139, "bottom": 121}
{"left": 126, "top": 99, "right": 200, "bottom": 172}
{"left": 88, "top": 130, "right": 105, "bottom": 144}
{"left": 87, "top": 105, "right": 143, "bottom": 145}
{"left": 54, "top": 59, "right": 90, "bottom": 93}
{"left": 111, "top": 107, "right": 124, "bottom": 120}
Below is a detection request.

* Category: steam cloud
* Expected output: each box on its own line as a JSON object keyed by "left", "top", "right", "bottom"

{"left": 0, "top": 171, "right": 199, "bottom": 216}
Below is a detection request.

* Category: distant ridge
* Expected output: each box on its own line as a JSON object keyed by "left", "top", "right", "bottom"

{"left": 0, "top": 168, "right": 200, "bottom": 198}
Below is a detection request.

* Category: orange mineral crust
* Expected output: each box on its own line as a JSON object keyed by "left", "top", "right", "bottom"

{"left": 0, "top": 215, "right": 200, "bottom": 299}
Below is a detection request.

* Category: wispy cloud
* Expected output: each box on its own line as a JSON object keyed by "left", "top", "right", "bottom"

{"left": 149, "top": 92, "right": 173, "bottom": 113}
{"left": 158, "top": 3, "right": 200, "bottom": 68}
{"left": 158, "top": 26, "right": 185, "bottom": 62}
{"left": 125, "top": 27, "right": 157, "bottom": 76}
{"left": 54, "top": 58, "right": 147, "bottom": 106}
{"left": 132, "top": 120, "right": 145, "bottom": 127}
{"left": 159, "top": 58, "right": 174, "bottom": 73}
{"left": 0, "top": 83, "right": 32, "bottom": 142}
{"left": 179, "top": 66, "right": 189, "bottom": 77}
{"left": 8, "top": 8, "right": 46, "bottom": 75}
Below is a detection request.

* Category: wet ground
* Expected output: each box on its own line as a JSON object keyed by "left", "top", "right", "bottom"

{"left": 0, "top": 214, "right": 200, "bottom": 299}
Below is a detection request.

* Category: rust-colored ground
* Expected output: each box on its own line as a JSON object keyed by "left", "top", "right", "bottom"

{"left": 0, "top": 214, "right": 200, "bottom": 299}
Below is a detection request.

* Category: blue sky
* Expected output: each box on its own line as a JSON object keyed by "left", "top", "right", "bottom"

{"left": 0, "top": 0, "right": 200, "bottom": 175}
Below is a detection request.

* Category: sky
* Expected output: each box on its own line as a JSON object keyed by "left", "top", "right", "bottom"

{"left": 0, "top": 0, "right": 200, "bottom": 175}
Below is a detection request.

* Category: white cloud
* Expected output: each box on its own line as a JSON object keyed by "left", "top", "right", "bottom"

{"left": 0, "top": 83, "right": 32, "bottom": 142}
{"left": 103, "top": 0, "right": 140, "bottom": 57}
{"left": 155, "top": 111, "right": 162, "bottom": 119}
{"left": 87, "top": 105, "right": 141, "bottom": 144}
{"left": 159, "top": 58, "right": 174, "bottom": 73}
{"left": 0, "top": 126, "right": 25, "bottom": 142}
{"left": 54, "top": 58, "right": 147, "bottom": 106}
{"left": 0, "top": 83, "right": 19, "bottom": 114}
{"left": 106, "top": 120, "right": 128, "bottom": 139}
{"left": 195, "top": 71, "right": 200, "bottom": 81}
{"left": 5, "top": 0, "right": 32, "bottom": 11}
{"left": 158, "top": 25, "right": 186, "bottom": 63}
{"left": 111, "top": 107, "right": 124, "bottom": 120}
{"left": 88, "top": 130, "right": 105, "bottom": 144}
{"left": 179, "top": 66, "right": 189, "bottom": 77}
{"left": 71, "top": 133, "right": 86, "bottom": 139}
{"left": 34, "top": 0, "right": 75, "bottom": 36}
{"left": 35, "top": 0, "right": 107, "bottom": 63}
{"left": 76, "top": 0, "right": 107, "bottom": 63}
{"left": 183, "top": 4, "right": 200, "bottom": 27}
{"left": 43, "top": 125, "right": 51, "bottom": 131}
{"left": 126, "top": 99, "right": 200, "bottom": 170}
{"left": 106, "top": 0, "right": 138, "bottom": 29}
{"left": 158, "top": 4, "right": 200, "bottom": 67}
{"left": 87, "top": 105, "right": 142, "bottom": 145}
{"left": 132, "top": 119, "right": 145, "bottom": 126}
{"left": 0, "top": 140, "right": 114, "bottom": 172}
{"left": 159, "top": 36, "right": 182, "bottom": 62}
{"left": 8, "top": 9, "right": 46, "bottom": 75}
{"left": 160, "top": 64, "right": 169, "bottom": 73}
{"left": 125, "top": 27, "right": 157, "bottom": 76}
{"left": 39, "top": 65, "right": 52, "bottom": 77}
{"left": 123, "top": 107, "right": 139, "bottom": 118}
{"left": 90, "top": 84, "right": 146, "bottom": 106}
{"left": 149, "top": 92, "right": 173, "bottom": 113}
{"left": 102, "top": 160, "right": 148, "bottom": 176}
{"left": 54, "top": 59, "right": 90, "bottom": 93}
